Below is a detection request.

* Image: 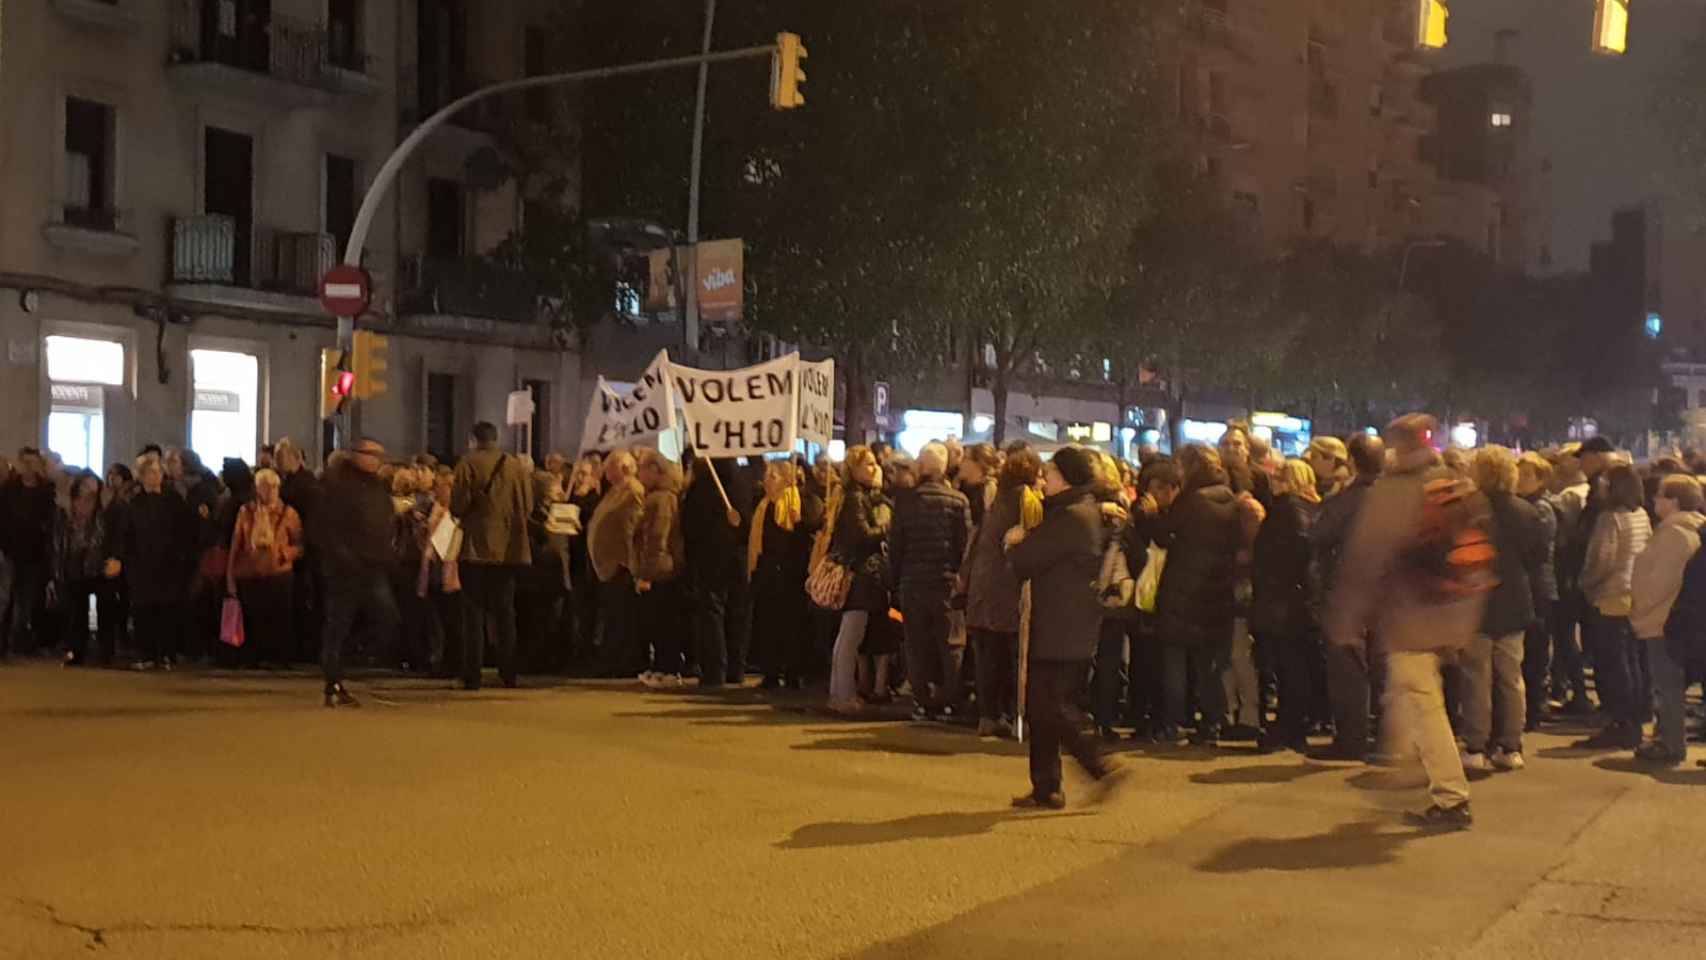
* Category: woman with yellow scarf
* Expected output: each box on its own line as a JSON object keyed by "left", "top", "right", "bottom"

{"left": 750, "top": 459, "right": 825, "bottom": 690}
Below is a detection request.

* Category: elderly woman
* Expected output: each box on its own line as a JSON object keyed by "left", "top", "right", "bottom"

{"left": 750, "top": 459, "right": 825, "bottom": 689}
{"left": 961, "top": 448, "right": 1042, "bottom": 737}
{"left": 1252, "top": 459, "right": 1324, "bottom": 753}
{"left": 49, "top": 470, "right": 119, "bottom": 666}
{"left": 118, "top": 456, "right": 196, "bottom": 670}
{"left": 226, "top": 468, "right": 304, "bottom": 667}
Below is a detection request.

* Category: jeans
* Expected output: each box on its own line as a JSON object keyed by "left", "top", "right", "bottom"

{"left": 1026, "top": 659, "right": 1108, "bottom": 799}
{"left": 1523, "top": 606, "right": 1554, "bottom": 721}
{"left": 321, "top": 566, "right": 399, "bottom": 688}
{"left": 1552, "top": 595, "right": 1589, "bottom": 701}
{"left": 970, "top": 628, "right": 1017, "bottom": 722}
{"left": 640, "top": 579, "right": 686, "bottom": 676}
{"left": 1585, "top": 611, "right": 1640, "bottom": 725}
{"left": 829, "top": 611, "right": 870, "bottom": 702}
{"left": 1644, "top": 635, "right": 1688, "bottom": 755}
{"left": 6, "top": 559, "right": 46, "bottom": 653}
{"left": 461, "top": 564, "right": 520, "bottom": 687}
{"left": 1451, "top": 632, "right": 1526, "bottom": 754}
{"left": 1093, "top": 619, "right": 1133, "bottom": 728}
{"left": 693, "top": 581, "right": 750, "bottom": 686}
{"left": 1222, "top": 618, "right": 1261, "bottom": 728}
{"left": 133, "top": 602, "right": 180, "bottom": 665}
{"left": 1325, "top": 637, "right": 1373, "bottom": 754}
{"left": 902, "top": 592, "right": 961, "bottom": 711}
{"left": 1386, "top": 650, "right": 1470, "bottom": 810}
{"left": 1162, "top": 636, "right": 1229, "bottom": 731}
{"left": 1272, "top": 627, "right": 1322, "bottom": 743}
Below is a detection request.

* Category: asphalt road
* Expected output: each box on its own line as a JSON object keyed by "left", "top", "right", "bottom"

{"left": 2, "top": 661, "right": 1704, "bottom": 959}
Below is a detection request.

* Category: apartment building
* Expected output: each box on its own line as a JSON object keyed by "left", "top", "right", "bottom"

{"left": 0, "top": 0, "right": 580, "bottom": 472}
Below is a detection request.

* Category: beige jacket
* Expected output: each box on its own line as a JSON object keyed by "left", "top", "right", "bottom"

{"left": 451, "top": 444, "right": 536, "bottom": 566}
{"left": 588, "top": 477, "right": 644, "bottom": 583}
{"left": 1630, "top": 511, "right": 1705, "bottom": 639}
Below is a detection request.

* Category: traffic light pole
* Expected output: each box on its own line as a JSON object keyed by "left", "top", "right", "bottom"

{"left": 683, "top": 0, "right": 718, "bottom": 355}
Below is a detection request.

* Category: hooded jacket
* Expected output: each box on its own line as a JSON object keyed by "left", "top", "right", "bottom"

{"left": 1631, "top": 510, "right": 1705, "bottom": 639}
{"left": 1005, "top": 485, "right": 1103, "bottom": 662}
{"left": 1152, "top": 473, "right": 1241, "bottom": 647}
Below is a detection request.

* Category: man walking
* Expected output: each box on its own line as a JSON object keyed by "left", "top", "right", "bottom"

{"left": 587, "top": 451, "right": 645, "bottom": 676}
{"left": 1328, "top": 415, "right": 1486, "bottom": 829}
{"left": 887, "top": 442, "right": 971, "bottom": 720}
{"left": 312, "top": 439, "right": 401, "bottom": 708}
{"left": 451, "top": 422, "right": 535, "bottom": 690}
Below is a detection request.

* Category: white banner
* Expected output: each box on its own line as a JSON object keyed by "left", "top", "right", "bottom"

{"left": 671, "top": 353, "right": 800, "bottom": 457}
{"left": 797, "top": 358, "right": 835, "bottom": 448}
{"left": 578, "top": 350, "right": 676, "bottom": 452}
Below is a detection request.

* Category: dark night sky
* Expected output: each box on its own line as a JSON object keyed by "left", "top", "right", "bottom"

{"left": 1441, "top": 0, "right": 1706, "bottom": 271}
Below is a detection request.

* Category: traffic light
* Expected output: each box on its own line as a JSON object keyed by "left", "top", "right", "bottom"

{"left": 350, "top": 330, "right": 389, "bottom": 400}
{"left": 320, "top": 348, "right": 350, "bottom": 418}
{"left": 770, "top": 32, "right": 807, "bottom": 110}
{"left": 1593, "top": 0, "right": 1629, "bottom": 55}
{"left": 1416, "top": 0, "right": 1449, "bottom": 50}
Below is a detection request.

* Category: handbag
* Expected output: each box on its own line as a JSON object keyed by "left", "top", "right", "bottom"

{"left": 806, "top": 550, "right": 854, "bottom": 610}
{"left": 219, "top": 595, "right": 246, "bottom": 648}
{"left": 1135, "top": 544, "right": 1166, "bottom": 613}
{"left": 1097, "top": 538, "right": 1139, "bottom": 616}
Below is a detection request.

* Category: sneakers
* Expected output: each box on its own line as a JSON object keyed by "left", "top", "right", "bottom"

{"left": 323, "top": 684, "right": 360, "bottom": 709}
{"left": 1634, "top": 742, "right": 1686, "bottom": 768}
{"left": 1460, "top": 750, "right": 1493, "bottom": 773}
{"left": 638, "top": 671, "right": 661, "bottom": 686}
{"left": 1011, "top": 791, "right": 1067, "bottom": 811}
{"left": 1408, "top": 802, "right": 1473, "bottom": 831}
{"left": 131, "top": 660, "right": 156, "bottom": 672}
{"left": 1490, "top": 748, "right": 1525, "bottom": 772}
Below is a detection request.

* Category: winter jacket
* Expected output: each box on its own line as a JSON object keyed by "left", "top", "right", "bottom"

{"left": 312, "top": 460, "right": 397, "bottom": 576}
{"left": 1325, "top": 452, "right": 1486, "bottom": 656}
{"left": 1482, "top": 491, "right": 1544, "bottom": 637}
{"left": 633, "top": 482, "right": 687, "bottom": 584}
{"left": 887, "top": 478, "right": 971, "bottom": 604}
{"left": 1312, "top": 473, "right": 1375, "bottom": 600}
{"left": 588, "top": 477, "right": 645, "bottom": 584}
{"left": 1252, "top": 493, "right": 1320, "bottom": 637}
{"left": 831, "top": 483, "right": 892, "bottom": 614}
{"left": 279, "top": 467, "right": 321, "bottom": 531}
{"left": 1, "top": 479, "right": 55, "bottom": 563}
{"left": 1005, "top": 485, "right": 1104, "bottom": 662}
{"left": 962, "top": 483, "right": 1027, "bottom": 633}
{"left": 227, "top": 500, "right": 303, "bottom": 583}
{"left": 960, "top": 477, "right": 995, "bottom": 530}
{"left": 753, "top": 491, "right": 825, "bottom": 589}
{"left": 1631, "top": 511, "right": 1706, "bottom": 639}
{"left": 1581, "top": 507, "right": 1653, "bottom": 615}
{"left": 115, "top": 489, "right": 196, "bottom": 606}
{"left": 683, "top": 461, "right": 750, "bottom": 590}
{"left": 451, "top": 444, "right": 536, "bottom": 567}
{"left": 1523, "top": 492, "right": 1560, "bottom": 605}
{"left": 1152, "top": 478, "right": 1242, "bottom": 647}
{"left": 50, "top": 504, "right": 113, "bottom": 585}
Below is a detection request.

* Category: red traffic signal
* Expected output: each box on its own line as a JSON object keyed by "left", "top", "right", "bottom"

{"left": 333, "top": 370, "right": 356, "bottom": 397}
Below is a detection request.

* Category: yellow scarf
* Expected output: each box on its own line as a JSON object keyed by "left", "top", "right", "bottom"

{"left": 1020, "top": 485, "right": 1044, "bottom": 531}
{"left": 747, "top": 486, "right": 802, "bottom": 575}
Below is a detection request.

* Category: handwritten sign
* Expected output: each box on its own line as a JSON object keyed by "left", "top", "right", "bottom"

{"left": 671, "top": 353, "right": 799, "bottom": 457}
{"left": 579, "top": 349, "right": 676, "bottom": 452}
{"left": 797, "top": 358, "right": 834, "bottom": 448}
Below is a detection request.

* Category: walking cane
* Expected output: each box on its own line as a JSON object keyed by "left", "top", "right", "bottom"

{"left": 1015, "top": 581, "right": 1031, "bottom": 742}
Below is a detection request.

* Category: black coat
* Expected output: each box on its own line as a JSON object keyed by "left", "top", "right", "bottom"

{"left": 1006, "top": 485, "right": 1104, "bottom": 662}
{"left": 1, "top": 479, "right": 55, "bottom": 563}
{"left": 754, "top": 492, "right": 825, "bottom": 590}
{"left": 1312, "top": 473, "right": 1375, "bottom": 599}
{"left": 683, "top": 462, "right": 751, "bottom": 590}
{"left": 1252, "top": 493, "right": 1321, "bottom": 637}
{"left": 831, "top": 484, "right": 891, "bottom": 613}
{"left": 312, "top": 461, "right": 396, "bottom": 575}
{"left": 1153, "top": 480, "right": 1241, "bottom": 647}
{"left": 115, "top": 489, "right": 196, "bottom": 606}
{"left": 887, "top": 478, "right": 971, "bottom": 603}
{"left": 1483, "top": 491, "right": 1545, "bottom": 637}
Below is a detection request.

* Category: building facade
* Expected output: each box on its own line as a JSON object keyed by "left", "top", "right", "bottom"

{"left": 0, "top": 0, "right": 583, "bottom": 473}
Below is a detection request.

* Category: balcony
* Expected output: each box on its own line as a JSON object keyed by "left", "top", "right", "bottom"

{"left": 399, "top": 255, "right": 542, "bottom": 327}
{"left": 51, "top": 0, "right": 142, "bottom": 34}
{"left": 166, "top": 1, "right": 379, "bottom": 108}
{"left": 167, "top": 215, "right": 335, "bottom": 315}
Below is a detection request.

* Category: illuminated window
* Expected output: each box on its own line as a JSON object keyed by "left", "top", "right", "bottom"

{"left": 1490, "top": 112, "right": 1513, "bottom": 128}
{"left": 189, "top": 349, "right": 260, "bottom": 468}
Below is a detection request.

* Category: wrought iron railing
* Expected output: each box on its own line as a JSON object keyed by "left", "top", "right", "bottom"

{"left": 168, "top": 0, "right": 370, "bottom": 89}
{"left": 171, "top": 216, "right": 333, "bottom": 295}
{"left": 400, "top": 255, "right": 542, "bottom": 324}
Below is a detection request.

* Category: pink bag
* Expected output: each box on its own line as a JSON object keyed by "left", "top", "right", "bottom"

{"left": 219, "top": 596, "right": 246, "bottom": 648}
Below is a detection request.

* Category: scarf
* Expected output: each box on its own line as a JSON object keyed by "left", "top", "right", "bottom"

{"left": 1020, "top": 485, "right": 1044, "bottom": 531}
{"left": 747, "top": 486, "right": 802, "bottom": 575}
{"left": 250, "top": 501, "right": 279, "bottom": 549}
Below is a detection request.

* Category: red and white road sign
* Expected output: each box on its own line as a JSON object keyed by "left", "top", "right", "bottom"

{"left": 320, "top": 265, "right": 371, "bottom": 318}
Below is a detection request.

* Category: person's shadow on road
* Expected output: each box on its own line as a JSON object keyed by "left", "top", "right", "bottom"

{"left": 1591, "top": 755, "right": 1706, "bottom": 785}
{"left": 776, "top": 809, "right": 1094, "bottom": 850}
{"left": 1195, "top": 819, "right": 1423, "bottom": 873}
{"left": 1189, "top": 763, "right": 1339, "bottom": 786}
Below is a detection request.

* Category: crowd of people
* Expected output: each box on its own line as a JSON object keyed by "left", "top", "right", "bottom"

{"left": 3, "top": 414, "right": 1704, "bottom": 826}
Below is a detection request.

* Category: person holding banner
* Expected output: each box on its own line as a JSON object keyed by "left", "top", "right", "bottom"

{"left": 684, "top": 457, "right": 752, "bottom": 689}
{"left": 1003, "top": 446, "right": 1130, "bottom": 809}
{"left": 826, "top": 446, "right": 893, "bottom": 715}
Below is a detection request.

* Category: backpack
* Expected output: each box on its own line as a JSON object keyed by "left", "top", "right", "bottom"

{"left": 1402, "top": 476, "right": 1499, "bottom": 603}
{"left": 1664, "top": 537, "right": 1706, "bottom": 668}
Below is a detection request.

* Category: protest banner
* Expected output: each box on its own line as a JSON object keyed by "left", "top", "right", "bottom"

{"left": 797, "top": 358, "right": 835, "bottom": 448}
{"left": 670, "top": 353, "right": 799, "bottom": 457}
{"left": 578, "top": 349, "right": 676, "bottom": 452}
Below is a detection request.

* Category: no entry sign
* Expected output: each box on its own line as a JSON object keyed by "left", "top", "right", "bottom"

{"left": 320, "top": 265, "right": 371, "bottom": 318}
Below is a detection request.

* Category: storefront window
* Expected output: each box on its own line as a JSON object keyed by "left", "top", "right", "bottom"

{"left": 189, "top": 349, "right": 260, "bottom": 468}
{"left": 44, "top": 336, "right": 125, "bottom": 471}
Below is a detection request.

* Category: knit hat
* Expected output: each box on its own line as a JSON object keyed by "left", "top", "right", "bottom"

{"left": 1050, "top": 445, "right": 1097, "bottom": 488}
